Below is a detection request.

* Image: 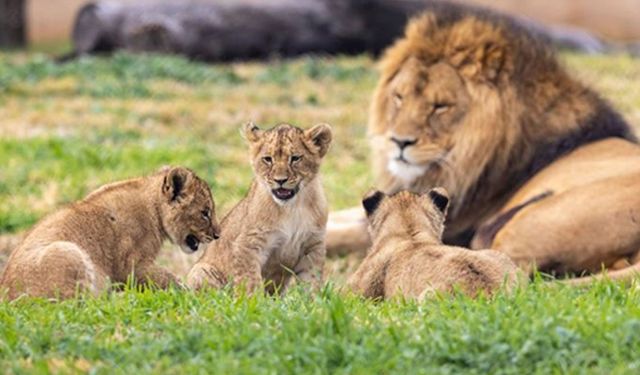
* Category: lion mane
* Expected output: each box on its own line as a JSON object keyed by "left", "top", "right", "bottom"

{"left": 369, "top": 5, "right": 635, "bottom": 244}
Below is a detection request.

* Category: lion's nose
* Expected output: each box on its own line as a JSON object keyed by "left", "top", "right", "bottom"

{"left": 391, "top": 137, "right": 417, "bottom": 150}
{"left": 274, "top": 177, "right": 288, "bottom": 186}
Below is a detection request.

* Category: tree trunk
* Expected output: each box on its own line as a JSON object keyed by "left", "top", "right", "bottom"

{"left": 0, "top": 0, "right": 26, "bottom": 48}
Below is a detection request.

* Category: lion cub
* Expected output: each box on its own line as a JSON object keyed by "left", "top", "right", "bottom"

{"left": 0, "top": 167, "right": 221, "bottom": 300}
{"left": 188, "top": 122, "right": 332, "bottom": 294}
{"left": 347, "top": 189, "right": 523, "bottom": 300}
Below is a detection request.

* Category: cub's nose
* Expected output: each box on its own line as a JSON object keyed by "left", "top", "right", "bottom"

{"left": 210, "top": 224, "right": 221, "bottom": 240}
{"left": 390, "top": 137, "right": 417, "bottom": 150}
{"left": 274, "top": 177, "right": 288, "bottom": 186}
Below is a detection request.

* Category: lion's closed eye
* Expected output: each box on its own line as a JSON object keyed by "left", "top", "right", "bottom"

{"left": 433, "top": 102, "right": 452, "bottom": 115}
{"left": 393, "top": 92, "right": 403, "bottom": 108}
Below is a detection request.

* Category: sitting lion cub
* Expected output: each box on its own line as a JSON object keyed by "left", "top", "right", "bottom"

{"left": 0, "top": 167, "right": 221, "bottom": 300}
{"left": 188, "top": 122, "right": 332, "bottom": 294}
{"left": 348, "top": 189, "right": 523, "bottom": 300}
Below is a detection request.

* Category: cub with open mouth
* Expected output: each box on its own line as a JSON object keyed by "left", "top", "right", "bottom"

{"left": 188, "top": 122, "right": 332, "bottom": 294}
{"left": 1, "top": 166, "right": 221, "bottom": 300}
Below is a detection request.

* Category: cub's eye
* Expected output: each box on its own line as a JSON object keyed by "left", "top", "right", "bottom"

{"left": 433, "top": 103, "right": 451, "bottom": 115}
{"left": 290, "top": 155, "right": 302, "bottom": 164}
{"left": 201, "top": 209, "right": 210, "bottom": 221}
{"left": 262, "top": 156, "right": 273, "bottom": 165}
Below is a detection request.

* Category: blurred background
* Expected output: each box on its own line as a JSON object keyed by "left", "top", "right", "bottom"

{"left": 2, "top": 0, "right": 640, "bottom": 52}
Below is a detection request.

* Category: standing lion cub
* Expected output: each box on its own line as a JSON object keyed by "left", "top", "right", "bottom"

{"left": 348, "top": 189, "right": 523, "bottom": 300}
{"left": 188, "top": 122, "right": 332, "bottom": 294}
{"left": 1, "top": 167, "right": 221, "bottom": 300}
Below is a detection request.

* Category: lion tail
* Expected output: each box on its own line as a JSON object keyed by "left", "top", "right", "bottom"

{"left": 562, "top": 263, "right": 640, "bottom": 286}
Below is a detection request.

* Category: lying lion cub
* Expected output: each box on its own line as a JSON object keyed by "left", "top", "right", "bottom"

{"left": 188, "top": 122, "right": 332, "bottom": 294}
{"left": 0, "top": 167, "right": 220, "bottom": 300}
{"left": 348, "top": 189, "right": 523, "bottom": 300}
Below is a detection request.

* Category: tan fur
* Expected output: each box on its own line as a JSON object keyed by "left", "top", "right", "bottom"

{"left": 188, "top": 123, "right": 332, "bottom": 294}
{"left": 481, "top": 138, "right": 640, "bottom": 284}
{"left": 0, "top": 167, "right": 220, "bottom": 300}
{"left": 347, "top": 189, "right": 523, "bottom": 300}
{"left": 327, "top": 8, "right": 640, "bottom": 284}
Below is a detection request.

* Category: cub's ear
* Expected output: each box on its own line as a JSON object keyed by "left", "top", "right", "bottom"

{"left": 362, "top": 190, "right": 386, "bottom": 216}
{"left": 241, "top": 121, "right": 263, "bottom": 143}
{"left": 446, "top": 20, "right": 512, "bottom": 82}
{"left": 157, "top": 165, "right": 171, "bottom": 174}
{"left": 304, "top": 123, "right": 333, "bottom": 157}
{"left": 162, "top": 167, "right": 192, "bottom": 202}
{"left": 427, "top": 187, "right": 450, "bottom": 215}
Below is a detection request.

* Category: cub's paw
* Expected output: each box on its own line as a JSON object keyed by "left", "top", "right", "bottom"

{"left": 186, "top": 263, "right": 226, "bottom": 290}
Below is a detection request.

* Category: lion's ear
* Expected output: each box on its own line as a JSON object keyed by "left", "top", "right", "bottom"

{"left": 446, "top": 19, "right": 511, "bottom": 82}
{"left": 241, "top": 121, "right": 263, "bottom": 143}
{"left": 362, "top": 190, "right": 386, "bottom": 216}
{"left": 426, "top": 187, "right": 450, "bottom": 215}
{"left": 163, "top": 167, "right": 192, "bottom": 202}
{"left": 304, "top": 123, "right": 333, "bottom": 158}
{"left": 450, "top": 41, "right": 508, "bottom": 82}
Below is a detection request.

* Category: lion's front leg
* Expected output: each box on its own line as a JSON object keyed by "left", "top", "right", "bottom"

{"left": 292, "top": 234, "right": 326, "bottom": 292}
{"left": 326, "top": 207, "right": 370, "bottom": 257}
{"left": 135, "top": 264, "right": 181, "bottom": 289}
{"left": 231, "top": 236, "right": 268, "bottom": 293}
{"left": 187, "top": 263, "right": 226, "bottom": 290}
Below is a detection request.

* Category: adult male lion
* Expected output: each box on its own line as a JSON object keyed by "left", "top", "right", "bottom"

{"left": 327, "top": 6, "right": 640, "bottom": 283}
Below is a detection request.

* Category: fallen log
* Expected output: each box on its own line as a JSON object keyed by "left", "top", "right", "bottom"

{"left": 63, "top": 0, "right": 607, "bottom": 62}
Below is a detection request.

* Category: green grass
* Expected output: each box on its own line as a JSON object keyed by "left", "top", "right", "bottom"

{"left": 2, "top": 281, "right": 640, "bottom": 374}
{"left": 0, "top": 52, "right": 375, "bottom": 233}
{"left": 0, "top": 133, "right": 225, "bottom": 232}
{"left": 1, "top": 51, "right": 640, "bottom": 373}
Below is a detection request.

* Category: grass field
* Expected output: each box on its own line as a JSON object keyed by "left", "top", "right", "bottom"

{"left": 1, "top": 51, "right": 640, "bottom": 373}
